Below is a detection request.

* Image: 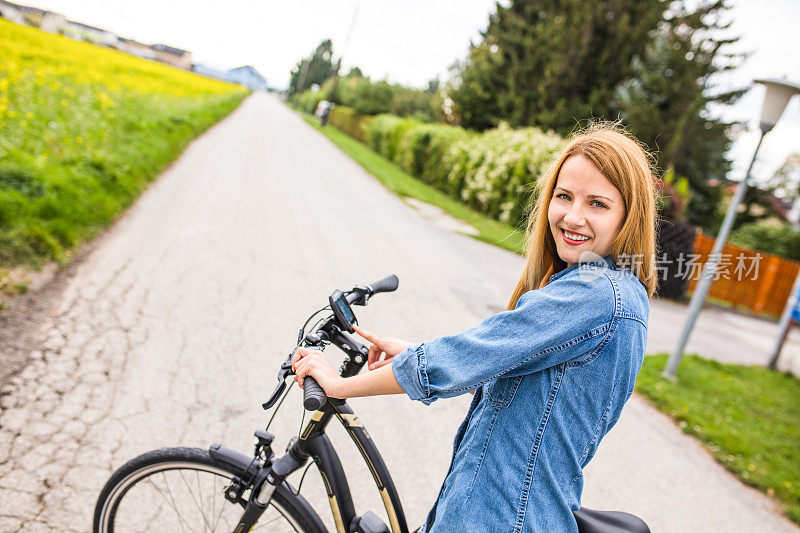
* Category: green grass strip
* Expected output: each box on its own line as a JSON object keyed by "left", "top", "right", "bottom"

{"left": 301, "top": 116, "right": 526, "bottom": 255}
{"left": 637, "top": 354, "right": 800, "bottom": 524}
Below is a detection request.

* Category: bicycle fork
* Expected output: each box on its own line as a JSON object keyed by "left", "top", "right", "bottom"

{"left": 233, "top": 434, "right": 311, "bottom": 532}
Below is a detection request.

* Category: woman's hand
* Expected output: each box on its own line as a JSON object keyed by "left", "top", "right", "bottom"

{"left": 352, "top": 325, "right": 415, "bottom": 371}
{"left": 291, "top": 347, "right": 344, "bottom": 398}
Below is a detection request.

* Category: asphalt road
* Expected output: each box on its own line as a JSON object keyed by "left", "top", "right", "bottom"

{"left": 0, "top": 93, "right": 795, "bottom": 532}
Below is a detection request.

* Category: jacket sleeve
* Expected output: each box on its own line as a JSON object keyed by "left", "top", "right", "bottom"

{"left": 391, "top": 267, "right": 616, "bottom": 404}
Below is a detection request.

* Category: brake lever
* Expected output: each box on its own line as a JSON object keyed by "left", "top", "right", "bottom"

{"left": 262, "top": 350, "right": 296, "bottom": 410}
{"left": 262, "top": 381, "right": 286, "bottom": 410}
{"left": 263, "top": 343, "right": 326, "bottom": 410}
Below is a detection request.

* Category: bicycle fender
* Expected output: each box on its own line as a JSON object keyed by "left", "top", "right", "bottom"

{"left": 209, "top": 444, "right": 260, "bottom": 479}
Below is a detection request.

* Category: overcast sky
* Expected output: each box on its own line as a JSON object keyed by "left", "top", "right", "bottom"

{"left": 26, "top": 0, "right": 800, "bottom": 184}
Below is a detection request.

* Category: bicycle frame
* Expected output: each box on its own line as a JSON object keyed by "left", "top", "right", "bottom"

{"left": 298, "top": 398, "right": 409, "bottom": 533}
{"left": 231, "top": 279, "right": 411, "bottom": 533}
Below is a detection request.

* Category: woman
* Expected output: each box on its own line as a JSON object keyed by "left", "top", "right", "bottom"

{"left": 293, "top": 124, "right": 657, "bottom": 532}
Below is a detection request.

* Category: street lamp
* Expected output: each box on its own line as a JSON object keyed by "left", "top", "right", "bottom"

{"left": 664, "top": 78, "right": 800, "bottom": 379}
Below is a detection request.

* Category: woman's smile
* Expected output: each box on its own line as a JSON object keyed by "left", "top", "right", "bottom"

{"left": 559, "top": 228, "right": 591, "bottom": 245}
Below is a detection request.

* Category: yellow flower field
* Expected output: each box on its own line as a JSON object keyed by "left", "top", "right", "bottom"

{"left": 0, "top": 18, "right": 248, "bottom": 266}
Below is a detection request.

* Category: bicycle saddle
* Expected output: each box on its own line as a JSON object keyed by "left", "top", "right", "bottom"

{"left": 573, "top": 508, "right": 650, "bottom": 533}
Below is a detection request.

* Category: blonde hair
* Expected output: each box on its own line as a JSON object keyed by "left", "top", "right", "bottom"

{"left": 507, "top": 123, "right": 658, "bottom": 309}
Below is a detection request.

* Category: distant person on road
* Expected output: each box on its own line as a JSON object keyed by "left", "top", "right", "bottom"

{"left": 293, "top": 124, "right": 658, "bottom": 532}
{"left": 315, "top": 99, "right": 331, "bottom": 126}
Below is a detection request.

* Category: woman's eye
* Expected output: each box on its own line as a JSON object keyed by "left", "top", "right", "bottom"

{"left": 591, "top": 200, "right": 608, "bottom": 209}
{"left": 556, "top": 193, "right": 571, "bottom": 201}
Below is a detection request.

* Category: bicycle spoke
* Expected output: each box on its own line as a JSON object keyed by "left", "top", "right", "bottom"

{"left": 177, "top": 468, "right": 214, "bottom": 531}
{"left": 209, "top": 472, "right": 218, "bottom": 532}
{"left": 143, "top": 475, "right": 190, "bottom": 533}
{"left": 143, "top": 497, "right": 170, "bottom": 533}
{"left": 195, "top": 469, "right": 207, "bottom": 527}
{"left": 253, "top": 503, "right": 301, "bottom": 532}
{"left": 211, "top": 486, "right": 228, "bottom": 532}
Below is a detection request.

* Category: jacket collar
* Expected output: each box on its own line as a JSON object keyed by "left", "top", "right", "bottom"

{"left": 549, "top": 255, "right": 617, "bottom": 283}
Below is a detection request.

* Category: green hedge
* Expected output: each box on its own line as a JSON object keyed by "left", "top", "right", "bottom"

{"left": 341, "top": 108, "right": 564, "bottom": 227}
{"left": 328, "top": 106, "right": 372, "bottom": 142}
{"left": 445, "top": 124, "right": 564, "bottom": 224}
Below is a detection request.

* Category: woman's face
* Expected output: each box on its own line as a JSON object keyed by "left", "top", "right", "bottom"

{"left": 547, "top": 155, "right": 626, "bottom": 264}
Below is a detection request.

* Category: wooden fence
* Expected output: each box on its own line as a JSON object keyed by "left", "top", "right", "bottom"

{"left": 687, "top": 232, "right": 800, "bottom": 316}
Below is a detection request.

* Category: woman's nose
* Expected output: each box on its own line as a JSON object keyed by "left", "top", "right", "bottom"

{"left": 563, "top": 205, "right": 586, "bottom": 226}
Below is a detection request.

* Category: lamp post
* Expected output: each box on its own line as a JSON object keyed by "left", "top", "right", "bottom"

{"left": 768, "top": 267, "right": 800, "bottom": 370}
{"left": 664, "top": 78, "right": 800, "bottom": 379}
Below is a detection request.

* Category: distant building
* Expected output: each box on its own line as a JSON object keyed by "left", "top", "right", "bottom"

{"left": 226, "top": 66, "right": 267, "bottom": 91}
{"left": 193, "top": 64, "right": 268, "bottom": 91}
{"left": 38, "top": 10, "right": 64, "bottom": 33}
{"left": 151, "top": 43, "right": 192, "bottom": 70}
{"left": 1, "top": 2, "right": 194, "bottom": 70}
{"left": 118, "top": 37, "right": 156, "bottom": 60}
{"left": 0, "top": 1, "right": 25, "bottom": 24}
{"left": 0, "top": 0, "right": 66, "bottom": 31}
{"left": 62, "top": 20, "right": 117, "bottom": 47}
{"left": 192, "top": 64, "right": 229, "bottom": 80}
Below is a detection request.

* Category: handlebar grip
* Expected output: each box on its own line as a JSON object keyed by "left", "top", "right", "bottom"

{"left": 367, "top": 274, "right": 399, "bottom": 295}
{"left": 303, "top": 376, "right": 327, "bottom": 411}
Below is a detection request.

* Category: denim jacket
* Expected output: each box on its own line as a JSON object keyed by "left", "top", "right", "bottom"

{"left": 392, "top": 256, "right": 649, "bottom": 532}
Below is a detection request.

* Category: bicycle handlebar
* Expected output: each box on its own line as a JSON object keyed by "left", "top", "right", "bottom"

{"left": 303, "top": 376, "right": 327, "bottom": 411}
{"left": 366, "top": 274, "right": 398, "bottom": 296}
{"left": 293, "top": 275, "right": 399, "bottom": 412}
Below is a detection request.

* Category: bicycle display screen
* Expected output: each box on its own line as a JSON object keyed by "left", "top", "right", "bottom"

{"left": 329, "top": 290, "right": 356, "bottom": 332}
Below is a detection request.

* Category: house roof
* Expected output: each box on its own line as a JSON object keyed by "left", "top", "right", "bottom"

{"left": 66, "top": 20, "right": 112, "bottom": 34}
{"left": 0, "top": 0, "right": 49, "bottom": 16}
{"left": 228, "top": 65, "right": 266, "bottom": 83}
{"left": 152, "top": 43, "right": 189, "bottom": 56}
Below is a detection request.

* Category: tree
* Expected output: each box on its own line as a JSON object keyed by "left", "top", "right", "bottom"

{"left": 449, "top": 0, "right": 666, "bottom": 133}
{"left": 288, "top": 39, "right": 337, "bottom": 96}
{"left": 732, "top": 152, "right": 800, "bottom": 229}
{"left": 765, "top": 152, "right": 800, "bottom": 203}
{"left": 426, "top": 76, "right": 440, "bottom": 95}
{"left": 615, "top": 0, "right": 747, "bottom": 229}
{"left": 346, "top": 66, "right": 364, "bottom": 78}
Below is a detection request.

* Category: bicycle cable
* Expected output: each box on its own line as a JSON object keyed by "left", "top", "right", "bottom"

{"left": 297, "top": 305, "right": 331, "bottom": 345}
{"left": 265, "top": 380, "right": 295, "bottom": 432}
{"left": 297, "top": 403, "right": 307, "bottom": 439}
{"left": 265, "top": 307, "right": 330, "bottom": 433}
{"left": 291, "top": 461, "right": 316, "bottom": 496}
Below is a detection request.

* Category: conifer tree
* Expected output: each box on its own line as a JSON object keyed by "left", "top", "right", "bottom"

{"left": 450, "top": 0, "right": 665, "bottom": 133}
{"left": 616, "top": 0, "right": 746, "bottom": 228}
{"left": 288, "top": 40, "right": 337, "bottom": 96}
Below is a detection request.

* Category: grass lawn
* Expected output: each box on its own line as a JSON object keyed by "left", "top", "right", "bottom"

{"left": 301, "top": 116, "right": 527, "bottom": 255}
{"left": 637, "top": 354, "right": 800, "bottom": 524}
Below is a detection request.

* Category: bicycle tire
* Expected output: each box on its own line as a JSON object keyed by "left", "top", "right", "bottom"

{"left": 93, "top": 447, "right": 326, "bottom": 533}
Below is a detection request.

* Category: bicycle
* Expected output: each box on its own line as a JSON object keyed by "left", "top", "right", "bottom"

{"left": 93, "top": 274, "right": 650, "bottom": 532}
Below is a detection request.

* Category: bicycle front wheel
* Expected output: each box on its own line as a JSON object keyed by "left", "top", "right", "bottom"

{"left": 93, "top": 447, "right": 326, "bottom": 532}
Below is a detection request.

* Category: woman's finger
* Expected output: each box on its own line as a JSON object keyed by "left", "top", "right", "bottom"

{"left": 369, "top": 358, "right": 392, "bottom": 371}
{"left": 353, "top": 325, "right": 380, "bottom": 344}
{"left": 292, "top": 347, "right": 320, "bottom": 371}
{"left": 294, "top": 352, "right": 319, "bottom": 386}
{"left": 367, "top": 345, "right": 384, "bottom": 366}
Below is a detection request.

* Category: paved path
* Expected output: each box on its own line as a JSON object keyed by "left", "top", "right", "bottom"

{"left": 648, "top": 297, "right": 800, "bottom": 376}
{"left": 0, "top": 93, "right": 795, "bottom": 532}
